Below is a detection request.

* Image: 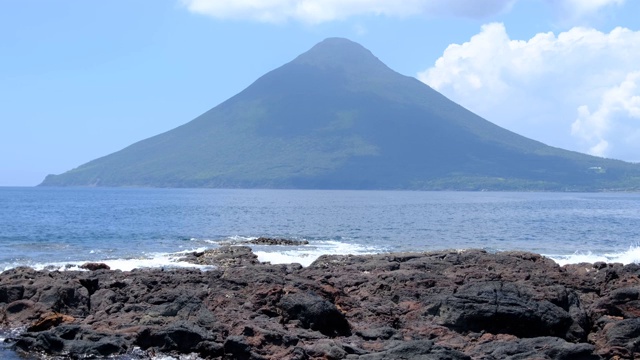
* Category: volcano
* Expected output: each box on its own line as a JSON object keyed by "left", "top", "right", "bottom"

{"left": 40, "top": 38, "right": 640, "bottom": 190}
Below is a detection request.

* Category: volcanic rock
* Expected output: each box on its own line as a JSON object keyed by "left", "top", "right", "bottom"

{"left": 2, "top": 249, "right": 640, "bottom": 359}
{"left": 278, "top": 291, "right": 351, "bottom": 337}
{"left": 179, "top": 245, "right": 259, "bottom": 266}
{"left": 80, "top": 262, "right": 111, "bottom": 271}
{"left": 249, "top": 237, "right": 310, "bottom": 246}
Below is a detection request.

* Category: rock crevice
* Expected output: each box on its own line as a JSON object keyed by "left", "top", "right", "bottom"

{"left": 1, "top": 248, "right": 639, "bottom": 359}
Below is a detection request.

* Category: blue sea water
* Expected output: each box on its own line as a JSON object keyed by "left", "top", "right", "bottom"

{"left": 1, "top": 187, "right": 640, "bottom": 358}
{"left": 1, "top": 187, "right": 640, "bottom": 271}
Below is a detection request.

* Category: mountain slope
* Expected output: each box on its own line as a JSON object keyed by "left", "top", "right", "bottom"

{"left": 40, "top": 38, "right": 640, "bottom": 190}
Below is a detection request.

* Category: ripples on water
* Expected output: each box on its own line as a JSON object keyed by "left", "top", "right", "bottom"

{"left": 0, "top": 187, "right": 639, "bottom": 270}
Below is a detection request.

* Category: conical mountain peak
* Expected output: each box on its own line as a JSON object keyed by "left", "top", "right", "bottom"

{"left": 40, "top": 38, "right": 640, "bottom": 190}
{"left": 292, "top": 37, "right": 391, "bottom": 74}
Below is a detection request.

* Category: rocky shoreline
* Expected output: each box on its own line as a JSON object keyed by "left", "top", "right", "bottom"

{"left": 1, "top": 247, "right": 639, "bottom": 359}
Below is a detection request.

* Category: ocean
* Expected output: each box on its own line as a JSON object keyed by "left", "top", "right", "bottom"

{"left": 1, "top": 187, "right": 640, "bottom": 358}
{"left": 1, "top": 187, "right": 640, "bottom": 271}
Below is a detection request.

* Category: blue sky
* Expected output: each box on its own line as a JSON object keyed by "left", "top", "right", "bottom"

{"left": 2, "top": 0, "right": 639, "bottom": 186}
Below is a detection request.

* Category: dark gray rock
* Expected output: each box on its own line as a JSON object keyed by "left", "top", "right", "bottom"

{"left": 593, "top": 286, "right": 640, "bottom": 318}
{"left": 432, "top": 281, "right": 574, "bottom": 338}
{"left": 79, "top": 262, "right": 110, "bottom": 271}
{"left": 180, "top": 245, "right": 259, "bottom": 266}
{"left": 223, "top": 335, "right": 253, "bottom": 360}
{"left": 355, "top": 326, "right": 397, "bottom": 340}
{"left": 0, "top": 285, "right": 24, "bottom": 304}
{"left": 603, "top": 318, "right": 640, "bottom": 353}
{"left": 136, "top": 322, "right": 208, "bottom": 353}
{"left": 359, "top": 340, "right": 471, "bottom": 360}
{"left": 304, "top": 339, "right": 348, "bottom": 359}
{"left": 278, "top": 292, "right": 351, "bottom": 337}
{"left": 248, "top": 237, "right": 309, "bottom": 246}
{"left": 14, "top": 325, "right": 127, "bottom": 357}
{"left": 469, "top": 336, "right": 601, "bottom": 360}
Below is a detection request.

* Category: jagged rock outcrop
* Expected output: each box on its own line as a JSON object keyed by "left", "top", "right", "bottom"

{"left": 1, "top": 248, "right": 640, "bottom": 359}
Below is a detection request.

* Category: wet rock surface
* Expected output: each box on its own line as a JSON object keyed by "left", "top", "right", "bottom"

{"left": 248, "top": 237, "right": 310, "bottom": 246}
{"left": 179, "top": 245, "right": 260, "bottom": 266}
{"left": 1, "top": 248, "right": 640, "bottom": 359}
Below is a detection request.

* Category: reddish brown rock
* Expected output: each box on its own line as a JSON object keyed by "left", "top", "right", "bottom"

{"left": 27, "top": 312, "right": 75, "bottom": 332}
{"left": 1, "top": 248, "right": 640, "bottom": 359}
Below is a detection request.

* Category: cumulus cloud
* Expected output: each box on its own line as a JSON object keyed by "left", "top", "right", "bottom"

{"left": 179, "top": 0, "right": 517, "bottom": 23}
{"left": 418, "top": 23, "right": 640, "bottom": 161}
{"left": 571, "top": 72, "right": 640, "bottom": 157}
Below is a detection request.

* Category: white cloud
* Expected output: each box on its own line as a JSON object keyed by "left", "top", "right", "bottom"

{"left": 551, "top": 0, "right": 625, "bottom": 23}
{"left": 179, "top": 0, "right": 517, "bottom": 24}
{"left": 180, "top": 0, "right": 625, "bottom": 23}
{"left": 418, "top": 23, "right": 640, "bottom": 161}
{"left": 353, "top": 23, "right": 368, "bottom": 36}
{"left": 571, "top": 72, "right": 640, "bottom": 157}
{"left": 565, "top": 0, "right": 625, "bottom": 13}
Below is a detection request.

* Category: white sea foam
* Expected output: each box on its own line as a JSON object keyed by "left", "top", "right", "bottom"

{"left": 6, "top": 240, "right": 640, "bottom": 273}
{"left": 254, "top": 240, "right": 380, "bottom": 267}
{"left": 11, "top": 239, "right": 378, "bottom": 271}
{"left": 97, "top": 256, "right": 214, "bottom": 272}
{"left": 546, "top": 245, "right": 640, "bottom": 266}
{"left": 192, "top": 235, "right": 258, "bottom": 245}
{"left": 1, "top": 248, "right": 214, "bottom": 272}
{"left": 151, "top": 354, "right": 204, "bottom": 360}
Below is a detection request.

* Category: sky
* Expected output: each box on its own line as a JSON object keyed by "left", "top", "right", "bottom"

{"left": 1, "top": 0, "right": 639, "bottom": 186}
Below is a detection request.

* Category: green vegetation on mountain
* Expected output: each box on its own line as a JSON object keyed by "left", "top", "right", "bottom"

{"left": 40, "top": 38, "right": 640, "bottom": 191}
